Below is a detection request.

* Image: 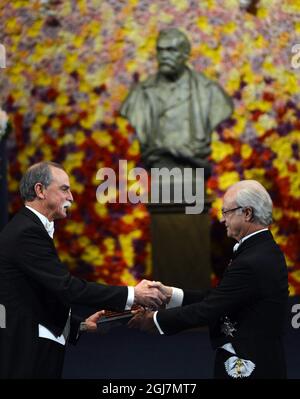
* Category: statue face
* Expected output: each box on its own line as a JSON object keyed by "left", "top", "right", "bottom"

{"left": 156, "top": 36, "right": 188, "bottom": 78}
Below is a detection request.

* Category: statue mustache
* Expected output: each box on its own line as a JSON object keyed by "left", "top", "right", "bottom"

{"left": 158, "top": 60, "right": 176, "bottom": 67}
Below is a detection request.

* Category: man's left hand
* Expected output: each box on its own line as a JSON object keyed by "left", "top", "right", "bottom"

{"left": 82, "top": 310, "right": 106, "bottom": 331}
{"left": 128, "top": 308, "right": 158, "bottom": 334}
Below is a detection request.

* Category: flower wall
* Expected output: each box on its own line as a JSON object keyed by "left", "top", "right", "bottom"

{"left": 0, "top": 0, "right": 299, "bottom": 293}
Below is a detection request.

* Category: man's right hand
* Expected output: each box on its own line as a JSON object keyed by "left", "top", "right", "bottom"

{"left": 134, "top": 279, "right": 170, "bottom": 309}
{"left": 149, "top": 281, "right": 173, "bottom": 301}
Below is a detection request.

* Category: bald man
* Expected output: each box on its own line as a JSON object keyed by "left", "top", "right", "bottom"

{"left": 129, "top": 180, "right": 289, "bottom": 379}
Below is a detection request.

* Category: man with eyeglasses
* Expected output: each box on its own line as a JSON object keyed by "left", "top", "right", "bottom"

{"left": 129, "top": 180, "right": 289, "bottom": 379}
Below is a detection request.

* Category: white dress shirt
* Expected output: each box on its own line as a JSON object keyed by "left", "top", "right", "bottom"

{"left": 154, "top": 228, "right": 269, "bottom": 334}
{"left": 26, "top": 206, "right": 134, "bottom": 345}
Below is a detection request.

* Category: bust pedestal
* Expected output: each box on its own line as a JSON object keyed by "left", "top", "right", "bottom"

{"left": 148, "top": 202, "right": 211, "bottom": 290}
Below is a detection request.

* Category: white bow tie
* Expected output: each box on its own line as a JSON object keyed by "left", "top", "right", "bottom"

{"left": 44, "top": 221, "right": 55, "bottom": 239}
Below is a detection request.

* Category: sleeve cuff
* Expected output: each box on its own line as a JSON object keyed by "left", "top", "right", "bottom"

{"left": 153, "top": 311, "right": 164, "bottom": 335}
{"left": 125, "top": 286, "right": 135, "bottom": 310}
{"left": 166, "top": 287, "right": 184, "bottom": 309}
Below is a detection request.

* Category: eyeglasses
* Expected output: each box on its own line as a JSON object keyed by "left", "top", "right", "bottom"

{"left": 221, "top": 206, "right": 242, "bottom": 217}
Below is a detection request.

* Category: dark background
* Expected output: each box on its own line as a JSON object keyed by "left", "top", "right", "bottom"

{"left": 63, "top": 296, "right": 300, "bottom": 379}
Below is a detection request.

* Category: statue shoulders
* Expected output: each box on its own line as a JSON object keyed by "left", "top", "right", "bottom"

{"left": 188, "top": 68, "right": 218, "bottom": 88}
{"left": 139, "top": 74, "right": 160, "bottom": 89}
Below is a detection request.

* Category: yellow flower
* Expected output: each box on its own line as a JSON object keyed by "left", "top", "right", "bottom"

{"left": 75, "top": 131, "right": 87, "bottom": 146}
{"left": 275, "top": 234, "right": 288, "bottom": 246}
{"left": 94, "top": 202, "right": 108, "bottom": 218}
{"left": 120, "top": 269, "right": 138, "bottom": 286}
{"left": 69, "top": 175, "right": 85, "bottom": 194}
{"left": 64, "top": 54, "right": 79, "bottom": 73}
{"left": 253, "top": 114, "right": 276, "bottom": 137}
{"left": 80, "top": 113, "right": 96, "bottom": 129}
{"left": 133, "top": 205, "right": 148, "bottom": 219}
{"left": 262, "top": 57, "right": 277, "bottom": 76}
{"left": 288, "top": 284, "right": 295, "bottom": 296}
{"left": 254, "top": 34, "right": 268, "bottom": 49}
{"left": 78, "top": 236, "right": 91, "bottom": 248}
{"left": 130, "top": 229, "right": 142, "bottom": 240}
{"left": 63, "top": 152, "right": 85, "bottom": 172}
{"left": 6, "top": 17, "right": 22, "bottom": 34}
{"left": 212, "top": 197, "right": 223, "bottom": 221}
{"left": 170, "top": 0, "right": 189, "bottom": 11}
{"left": 10, "top": 63, "right": 25, "bottom": 76}
{"left": 92, "top": 131, "right": 112, "bottom": 147}
{"left": 82, "top": 245, "right": 104, "bottom": 265}
{"left": 257, "top": 7, "right": 268, "bottom": 19}
{"left": 291, "top": 270, "right": 300, "bottom": 283}
{"left": 116, "top": 116, "right": 130, "bottom": 137}
{"left": 128, "top": 139, "right": 141, "bottom": 157}
{"left": 282, "top": 2, "right": 300, "bottom": 13}
{"left": 159, "top": 11, "right": 174, "bottom": 23}
{"left": 222, "top": 22, "right": 236, "bottom": 35}
{"left": 55, "top": 94, "right": 69, "bottom": 106}
{"left": 27, "top": 19, "right": 43, "bottom": 38}
{"left": 269, "top": 136, "right": 293, "bottom": 162}
{"left": 77, "top": 0, "right": 88, "bottom": 13}
{"left": 35, "top": 114, "right": 48, "bottom": 127}
{"left": 232, "top": 117, "right": 246, "bottom": 138}
{"left": 244, "top": 169, "right": 271, "bottom": 189}
{"left": 51, "top": 118, "right": 61, "bottom": 130}
{"left": 211, "top": 141, "right": 234, "bottom": 162}
{"left": 196, "top": 16, "right": 212, "bottom": 34}
{"left": 242, "top": 83, "right": 257, "bottom": 104}
{"left": 272, "top": 207, "right": 283, "bottom": 222}
{"left": 126, "top": 59, "right": 138, "bottom": 73}
{"left": 123, "top": 214, "right": 135, "bottom": 224}
{"left": 144, "top": 243, "right": 152, "bottom": 277}
{"left": 225, "top": 68, "right": 241, "bottom": 94}
{"left": 127, "top": 160, "right": 136, "bottom": 172}
{"left": 295, "top": 21, "right": 300, "bottom": 34}
{"left": 103, "top": 237, "right": 115, "bottom": 256}
{"left": 199, "top": 43, "right": 221, "bottom": 65}
{"left": 8, "top": 178, "right": 19, "bottom": 192}
{"left": 281, "top": 72, "right": 299, "bottom": 95}
{"left": 41, "top": 144, "right": 54, "bottom": 160}
{"left": 65, "top": 221, "right": 84, "bottom": 235}
{"left": 73, "top": 35, "right": 85, "bottom": 48}
{"left": 241, "top": 143, "right": 252, "bottom": 159}
{"left": 59, "top": 251, "right": 74, "bottom": 266}
{"left": 218, "top": 172, "right": 240, "bottom": 191}
{"left": 119, "top": 234, "right": 134, "bottom": 267}
{"left": 290, "top": 173, "right": 300, "bottom": 198}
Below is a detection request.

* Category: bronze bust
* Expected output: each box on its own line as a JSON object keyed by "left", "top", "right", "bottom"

{"left": 121, "top": 28, "right": 233, "bottom": 177}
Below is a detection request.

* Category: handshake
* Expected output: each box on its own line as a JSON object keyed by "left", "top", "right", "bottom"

{"left": 82, "top": 279, "right": 172, "bottom": 332}
{"left": 133, "top": 279, "right": 172, "bottom": 308}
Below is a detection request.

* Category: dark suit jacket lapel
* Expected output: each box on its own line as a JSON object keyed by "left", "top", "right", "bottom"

{"left": 19, "top": 207, "right": 53, "bottom": 242}
{"left": 233, "top": 230, "right": 273, "bottom": 258}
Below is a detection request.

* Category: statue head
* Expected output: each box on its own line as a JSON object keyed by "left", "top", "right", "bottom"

{"left": 156, "top": 28, "right": 191, "bottom": 79}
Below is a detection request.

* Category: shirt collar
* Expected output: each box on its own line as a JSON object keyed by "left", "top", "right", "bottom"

{"left": 25, "top": 206, "right": 54, "bottom": 239}
{"left": 233, "top": 228, "right": 269, "bottom": 252}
